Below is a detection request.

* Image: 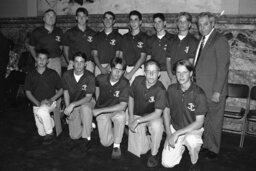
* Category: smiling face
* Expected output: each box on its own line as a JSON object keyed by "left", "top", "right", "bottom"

{"left": 198, "top": 16, "right": 214, "bottom": 36}
{"left": 103, "top": 13, "right": 115, "bottom": 29}
{"left": 129, "top": 15, "right": 141, "bottom": 31}
{"left": 176, "top": 65, "right": 193, "bottom": 86}
{"left": 73, "top": 56, "right": 86, "bottom": 75}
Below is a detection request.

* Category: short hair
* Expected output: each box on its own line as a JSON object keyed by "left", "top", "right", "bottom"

{"left": 103, "top": 11, "right": 115, "bottom": 20}
{"left": 44, "top": 9, "right": 56, "bottom": 16}
{"left": 72, "top": 51, "right": 87, "bottom": 61}
{"left": 177, "top": 12, "right": 192, "bottom": 23}
{"left": 173, "top": 59, "right": 194, "bottom": 73}
{"left": 76, "top": 7, "right": 88, "bottom": 16}
{"left": 129, "top": 10, "right": 142, "bottom": 20}
{"left": 36, "top": 49, "right": 49, "bottom": 58}
{"left": 110, "top": 57, "right": 127, "bottom": 71}
{"left": 197, "top": 12, "right": 215, "bottom": 24}
{"left": 144, "top": 59, "right": 160, "bottom": 71}
{"left": 153, "top": 13, "right": 165, "bottom": 21}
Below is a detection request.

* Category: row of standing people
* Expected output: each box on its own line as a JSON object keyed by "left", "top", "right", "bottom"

{"left": 25, "top": 8, "right": 230, "bottom": 169}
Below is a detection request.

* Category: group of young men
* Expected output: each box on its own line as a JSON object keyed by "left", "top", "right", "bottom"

{"left": 24, "top": 7, "right": 230, "bottom": 170}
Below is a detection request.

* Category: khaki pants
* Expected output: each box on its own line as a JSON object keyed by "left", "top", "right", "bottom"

{"left": 67, "top": 101, "right": 95, "bottom": 139}
{"left": 128, "top": 116, "right": 164, "bottom": 157}
{"left": 96, "top": 111, "right": 126, "bottom": 147}
{"left": 33, "top": 102, "right": 56, "bottom": 136}
{"left": 162, "top": 125, "right": 204, "bottom": 168}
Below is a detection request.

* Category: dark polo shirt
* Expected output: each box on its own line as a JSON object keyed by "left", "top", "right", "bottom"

{"left": 62, "top": 26, "right": 96, "bottom": 61}
{"left": 130, "top": 76, "right": 166, "bottom": 116}
{"left": 166, "top": 33, "right": 198, "bottom": 71}
{"left": 121, "top": 31, "right": 148, "bottom": 66}
{"left": 29, "top": 26, "right": 63, "bottom": 58}
{"left": 92, "top": 30, "right": 122, "bottom": 64}
{"left": 167, "top": 83, "right": 208, "bottom": 130}
{"left": 62, "top": 69, "right": 95, "bottom": 103}
{"left": 24, "top": 68, "right": 63, "bottom": 101}
{"left": 147, "top": 32, "right": 174, "bottom": 71}
{"left": 95, "top": 74, "right": 129, "bottom": 108}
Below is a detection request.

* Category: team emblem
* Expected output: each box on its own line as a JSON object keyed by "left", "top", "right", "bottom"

{"left": 184, "top": 46, "right": 189, "bottom": 53}
{"left": 82, "top": 84, "right": 87, "bottom": 91}
{"left": 137, "top": 42, "right": 143, "bottom": 48}
{"left": 55, "top": 36, "right": 61, "bottom": 42}
{"left": 87, "top": 36, "right": 93, "bottom": 42}
{"left": 149, "top": 96, "right": 155, "bottom": 103}
{"left": 110, "top": 39, "right": 116, "bottom": 46}
{"left": 114, "top": 91, "right": 120, "bottom": 97}
{"left": 187, "top": 103, "right": 195, "bottom": 111}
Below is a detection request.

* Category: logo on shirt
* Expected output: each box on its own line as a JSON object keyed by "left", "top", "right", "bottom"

{"left": 55, "top": 36, "right": 61, "bottom": 42}
{"left": 110, "top": 39, "right": 116, "bottom": 46}
{"left": 113, "top": 90, "right": 120, "bottom": 97}
{"left": 137, "top": 42, "right": 143, "bottom": 48}
{"left": 187, "top": 103, "right": 195, "bottom": 111}
{"left": 87, "top": 36, "right": 93, "bottom": 42}
{"left": 184, "top": 46, "right": 189, "bottom": 53}
{"left": 148, "top": 96, "right": 155, "bottom": 103}
{"left": 82, "top": 84, "right": 87, "bottom": 91}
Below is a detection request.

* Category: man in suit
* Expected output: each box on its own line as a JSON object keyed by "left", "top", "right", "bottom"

{"left": 194, "top": 12, "right": 230, "bottom": 159}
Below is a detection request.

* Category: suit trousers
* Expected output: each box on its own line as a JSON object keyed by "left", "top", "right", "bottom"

{"left": 203, "top": 96, "right": 226, "bottom": 153}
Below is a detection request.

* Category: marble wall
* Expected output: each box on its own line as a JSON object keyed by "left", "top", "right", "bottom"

{"left": 1, "top": 14, "right": 256, "bottom": 134}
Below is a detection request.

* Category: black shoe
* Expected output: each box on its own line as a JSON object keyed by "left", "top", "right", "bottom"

{"left": 205, "top": 151, "right": 217, "bottom": 160}
{"left": 147, "top": 154, "right": 158, "bottom": 168}
{"left": 81, "top": 138, "right": 91, "bottom": 151}
{"left": 111, "top": 147, "right": 121, "bottom": 160}
{"left": 189, "top": 162, "right": 200, "bottom": 171}
{"left": 43, "top": 133, "right": 55, "bottom": 145}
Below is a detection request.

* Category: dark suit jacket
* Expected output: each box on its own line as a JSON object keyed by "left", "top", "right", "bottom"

{"left": 195, "top": 29, "right": 230, "bottom": 98}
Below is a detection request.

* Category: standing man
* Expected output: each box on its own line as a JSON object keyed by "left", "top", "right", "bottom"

{"left": 147, "top": 13, "right": 174, "bottom": 89}
{"left": 62, "top": 7, "right": 96, "bottom": 73}
{"left": 92, "top": 11, "right": 122, "bottom": 76}
{"left": 29, "top": 9, "right": 63, "bottom": 75}
{"left": 128, "top": 60, "right": 166, "bottom": 168}
{"left": 24, "top": 49, "right": 63, "bottom": 145}
{"left": 93, "top": 57, "right": 129, "bottom": 160}
{"left": 166, "top": 12, "right": 198, "bottom": 83}
{"left": 194, "top": 12, "right": 230, "bottom": 159}
{"left": 120, "top": 10, "right": 148, "bottom": 84}
{"left": 162, "top": 59, "right": 207, "bottom": 169}
{"left": 62, "top": 52, "right": 95, "bottom": 149}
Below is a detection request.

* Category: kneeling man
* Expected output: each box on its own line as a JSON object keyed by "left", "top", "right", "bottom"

{"left": 93, "top": 57, "right": 129, "bottom": 159}
{"left": 128, "top": 60, "right": 166, "bottom": 167}
{"left": 162, "top": 59, "right": 207, "bottom": 169}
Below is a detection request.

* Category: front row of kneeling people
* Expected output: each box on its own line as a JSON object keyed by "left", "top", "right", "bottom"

{"left": 24, "top": 50, "right": 207, "bottom": 168}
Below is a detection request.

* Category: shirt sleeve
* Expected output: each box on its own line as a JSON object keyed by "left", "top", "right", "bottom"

{"left": 195, "top": 90, "right": 208, "bottom": 116}
{"left": 29, "top": 29, "right": 37, "bottom": 46}
{"left": 86, "top": 74, "right": 96, "bottom": 94}
{"left": 24, "top": 73, "right": 32, "bottom": 91}
{"left": 61, "top": 30, "right": 70, "bottom": 46}
{"left": 62, "top": 73, "right": 69, "bottom": 90}
{"left": 115, "top": 33, "right": 123, "bottom": 51}
{"left": 155, "top": 88, "right": 167, "bottom": 110}
{"left": 119, "top": 81, "right": 130, "bottom": 103}
{"left": 187, "top": 36, "right": 199, "bottom": 59}
{"left": 165, "top": 39, "right": 173, "bottom": 58}
{"left": 53, "top": 72, "right": 63, "bottom": 90}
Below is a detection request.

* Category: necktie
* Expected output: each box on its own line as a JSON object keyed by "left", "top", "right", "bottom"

{"left": 193, "top": 36, "right": 205, "bottom": 82}
{"left": 194, "top": 36, "right": 205, "bottom": 67}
